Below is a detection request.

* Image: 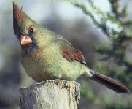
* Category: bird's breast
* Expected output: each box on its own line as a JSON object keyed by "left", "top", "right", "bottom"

{"left": 21, "top": 48, "right": 52, "bottom": 81}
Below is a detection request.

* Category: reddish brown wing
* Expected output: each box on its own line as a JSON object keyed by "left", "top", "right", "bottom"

{"left": 62, "top": 48, "right": 86, "bottom": 64}
{"left": 57, "top": 38, "right": 86, "bottom": 64}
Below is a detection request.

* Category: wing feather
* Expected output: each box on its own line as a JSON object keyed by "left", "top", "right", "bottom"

{"left": 56, "top": 38, "right": 86, "bottom": 65}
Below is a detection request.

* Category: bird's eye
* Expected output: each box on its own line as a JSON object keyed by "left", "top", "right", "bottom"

{"left": 28, "top": 27, "right": 34, "bottom": 33}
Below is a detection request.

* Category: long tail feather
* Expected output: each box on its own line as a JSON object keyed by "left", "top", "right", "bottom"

{"left": 90, "top": 71, "right": 129, "bottom": 93}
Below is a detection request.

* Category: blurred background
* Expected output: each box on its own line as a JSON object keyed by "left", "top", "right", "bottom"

{"left": 0, "top": 0, "right": 132, "bottom": 109}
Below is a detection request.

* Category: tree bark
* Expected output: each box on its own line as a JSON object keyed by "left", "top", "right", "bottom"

{"left": 20, "top": 80, "right": 80, "bottom": 109}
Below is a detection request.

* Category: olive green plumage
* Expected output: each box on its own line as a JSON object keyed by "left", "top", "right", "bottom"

{"left": 13, "top": 3, "right": 91, "bottom": 81}
{"left": 13, "top": 3, "right": 129, "bottom": 93}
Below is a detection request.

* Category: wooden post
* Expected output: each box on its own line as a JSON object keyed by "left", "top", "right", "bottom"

{"left": 20, "top": 80, "right": 80, "bottom": 109}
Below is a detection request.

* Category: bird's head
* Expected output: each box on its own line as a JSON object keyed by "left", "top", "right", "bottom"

{"left": 13, "top": 2, "right": 38, "bottom": 54}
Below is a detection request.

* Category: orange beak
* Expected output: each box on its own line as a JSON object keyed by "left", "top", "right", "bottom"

{"left": 20, "top": 35, "right": 32, "bottom": 45}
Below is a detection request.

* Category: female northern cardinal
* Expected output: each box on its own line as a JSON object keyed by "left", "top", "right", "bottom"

{"left": 13, "top": 3, "right": 129, "bottom": 93}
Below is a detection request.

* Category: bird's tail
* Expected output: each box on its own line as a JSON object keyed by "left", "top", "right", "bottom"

{"left": 88, "top": 70, "right": 129, "bottom": 93}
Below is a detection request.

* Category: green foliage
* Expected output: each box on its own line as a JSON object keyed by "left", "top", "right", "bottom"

{"left": 80, "top": 81, "right": 95, "bottom": 102}
{"left": 95, "top": 61, "right": 109, "bottom": 75}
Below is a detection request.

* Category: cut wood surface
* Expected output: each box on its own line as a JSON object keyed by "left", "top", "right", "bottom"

{"left": 20, "top": 80, "right": 80, "bottom": 109}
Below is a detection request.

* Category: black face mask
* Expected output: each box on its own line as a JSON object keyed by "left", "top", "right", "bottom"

{"left": 21, "top": 40, "right": 38, "bottom": 56}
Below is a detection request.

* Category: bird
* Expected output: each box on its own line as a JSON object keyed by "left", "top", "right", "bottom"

{"left": 13, "top": 2, "right": 129, "bottom": 93}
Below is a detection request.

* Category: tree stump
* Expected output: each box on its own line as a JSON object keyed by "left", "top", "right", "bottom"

{"left": 20, "top": 80, "right": 80, "bottom": 109}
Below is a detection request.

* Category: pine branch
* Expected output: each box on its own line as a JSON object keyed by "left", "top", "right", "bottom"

{"left": 64, "top": 0, "right": 123, "bottom": 38}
